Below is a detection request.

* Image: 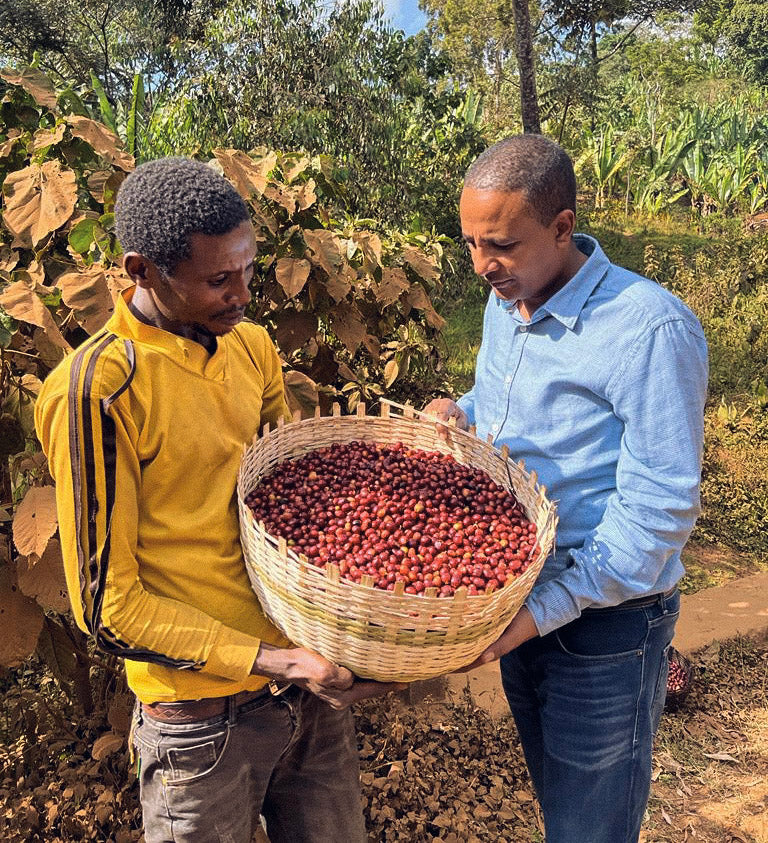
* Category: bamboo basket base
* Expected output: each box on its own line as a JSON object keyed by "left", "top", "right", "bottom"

{"left": 238, "top": 402, "right": 557, "bottom": 682}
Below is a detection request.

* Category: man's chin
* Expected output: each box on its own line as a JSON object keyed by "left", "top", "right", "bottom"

{"left": 491, "top": 283, "right": 516, "bottom": 301}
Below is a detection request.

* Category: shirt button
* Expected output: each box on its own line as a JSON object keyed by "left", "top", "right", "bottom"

{"left": 519, "top": 325, "right": 528, "bottom": 333}
{"left": 505, "top": 375, "right": 513, "bottom": 384}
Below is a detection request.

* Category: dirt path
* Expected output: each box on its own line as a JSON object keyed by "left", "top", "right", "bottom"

{"left": 435, "top": 571, "right": 768, "bottom": 717}
{"left": 675, "top": 571, "right": 768, "bottom": 654}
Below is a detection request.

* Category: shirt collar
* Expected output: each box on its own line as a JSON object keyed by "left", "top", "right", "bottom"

{"left": 108, "top": 287, "right": 227, "bottom": 375}
{"left": 496, "top": 234, "right": 611, "bottom": 330}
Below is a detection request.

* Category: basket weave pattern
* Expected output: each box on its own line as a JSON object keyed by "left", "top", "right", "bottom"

{"left": 237, "top": 403, "right": 558, "bottom": 682}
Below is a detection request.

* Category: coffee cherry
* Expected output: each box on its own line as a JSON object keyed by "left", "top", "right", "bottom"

{"left": 246, "top": 441, "right": 540, "bottom": 596}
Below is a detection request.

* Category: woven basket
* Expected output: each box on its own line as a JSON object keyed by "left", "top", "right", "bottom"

{"left": 237, "top": 402, "right": 558, "bottom": 682}
{"left": 665, "top": 646, "right": 694, "bottom": 711}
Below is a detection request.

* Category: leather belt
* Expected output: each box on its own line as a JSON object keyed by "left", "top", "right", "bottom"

{"left": 584, "top": 587, "right": 677, "bottom": 613}
{"left": 142, "top": 682, "right": 290, "bottom": 723}
{"left": 619, "top": 586, "right": 677, "bottom": 608}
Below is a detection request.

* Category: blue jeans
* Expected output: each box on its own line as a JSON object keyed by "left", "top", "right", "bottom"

{"left": 132, "top": 685, "right": 366, "bottom": 843}
{"left": 500, "top": 589, "right": 679, "bottom": 843}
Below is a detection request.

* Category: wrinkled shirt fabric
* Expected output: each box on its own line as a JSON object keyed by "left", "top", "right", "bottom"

{"left": 457, "top": 234, "right": 708, "bottom": 636}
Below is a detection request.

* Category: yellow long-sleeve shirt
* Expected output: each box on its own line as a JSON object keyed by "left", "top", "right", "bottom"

{"left": 35, "top": 289, "right": 291, "bottom": 703}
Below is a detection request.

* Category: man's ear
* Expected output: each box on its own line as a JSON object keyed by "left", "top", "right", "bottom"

{"left": 123, "top": 253, "right": 161, "bottom": 289}
{"left": 553, "top": 209, "right": 576, "bottom": 243}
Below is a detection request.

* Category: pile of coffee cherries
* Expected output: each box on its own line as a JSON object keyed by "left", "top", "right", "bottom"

{"left": 247, "top": 441, "right": 540, "bottom": 597}
{"left": 667, "top": 649, "right": 692, "bottom": 696}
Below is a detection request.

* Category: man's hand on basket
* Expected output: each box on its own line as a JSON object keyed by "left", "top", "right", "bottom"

{"left": 422, "top": 398, "right": 469, "bottom": 442}
{"left": 252, "top": 643, "right": 406, "bottom": 709}
{"left": 453, "top": 607, "right": 539, "bottom": 673}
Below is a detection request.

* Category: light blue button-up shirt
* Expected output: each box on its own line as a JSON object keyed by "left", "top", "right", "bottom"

{"left": 457, "top": 234, "right": 708, "bottom": 636}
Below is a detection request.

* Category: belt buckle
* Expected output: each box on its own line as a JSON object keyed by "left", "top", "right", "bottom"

{"left": 268, "top": 680, "right": 292, "bottom": 696}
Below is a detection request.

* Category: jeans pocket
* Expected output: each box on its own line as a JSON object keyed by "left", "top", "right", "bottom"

{"left": 554, "top": 607, "right": 648, "bottom": 661}
{"left": 166, "top": 736, "right": 226, "bottom": 784}
{"left": 139, "top": 718, "right": 232, "bottom": 787}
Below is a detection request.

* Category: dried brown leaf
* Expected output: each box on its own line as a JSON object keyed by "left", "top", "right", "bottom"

{"left": 353, "top": 231, "right": 383, "bottom": 268}
{"left": 213, "top": 148, "right": 275, "bottom": 198}
{"left": 295, "top": 179, "right": 317, "bottom": 210}
{"left": 284, "top": 370, "right": 319, "bottom": 419}
{"left": 31, "top": 123, "right": 66, "bottom": 152}
{"left": 12, "top": 485, "right": 58, "bottom": 557}
{"left": 66, "top": 116, "right": 134, "bottom": 171}
{"left": 0, "top": 127, "right": 23, "bottom": 158}
{"left": 324, "top": 267, "right": 353, "bottom": 303}
{"left": 303, "top": 229, "right": 342, "bottom": 277}
{"left": 2, "top": 160, "right": 78, "bottom": 248}
{"left": 33, "top": 326, "right": 69, "bottom": 367}
{"left": 275, "top": 310, "right": 317, "bottom": 356}
{"left": 0, "top": 67, "right": 58, "bottom": 108}
{"left": 35, "top": 615, "right": 79, "bottom": 685}
{"left": 57, "top": 266, "right": 116, "bottom": 334}
{"left": 263, "top": 183, "right": 298, "bottom": 213}
{"left": 330, "top": 301, "right": 366, "bottom": 355}
{"left": 17, "top": 538, "right": 69, "bottom": 612}
{"left": 0, "top": 566, "right": 44, "bottom": 668}
{"left": 702, "top": 751, "right": 739, "bottom": 763}
{"left": 0, "top": 245, "right": 19, "bottom": 273}
{"left": 91, "top": 732, "right": 124, "bottom": 761}
{"left": 403, "top": 246, "right": 440, "bottom": 282}
{"left": 377, "top": 267, "right": 410, "bottom": 307}
{"left": 275, "top": 257, "right": 311, "bottom": 298}
{"left": 104, "top": 266, "right": 134, "bottom": 300}
{"left": 361, "top": 334, "right": 381, "bottom": 362}
{"left": 86, "top": 169, "right": 127, "bottom": 205}
{"left": 403, "top": 285, "right": 446, "bottom": 330}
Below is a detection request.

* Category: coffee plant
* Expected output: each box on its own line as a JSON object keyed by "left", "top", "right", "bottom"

{"left": 0, "top": 66, "right": 450, "bottom": 704}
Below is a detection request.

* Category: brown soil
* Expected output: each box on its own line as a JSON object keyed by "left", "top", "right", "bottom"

{"left": 2, "top": 543, "right": 766, "bottom": 842}
{"left": 643, "top": 633, "right": 768, "bottom": 843}
{"left": 2, "top": 631, "right": 767, "bottom": 842}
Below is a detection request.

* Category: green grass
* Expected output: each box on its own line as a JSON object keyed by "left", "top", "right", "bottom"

{"left": 440, "top": 296, "right": 485, "bottom": 397}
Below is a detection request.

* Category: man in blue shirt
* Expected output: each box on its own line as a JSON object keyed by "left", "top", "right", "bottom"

{"left": 426, "top": 134, "right": 707, "bottom": 843}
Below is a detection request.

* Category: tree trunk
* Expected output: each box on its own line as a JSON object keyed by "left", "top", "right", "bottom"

{"left": 589, "top": 19, "right": 598, "bottom": 131}
{"left": 511, "top": 0, "right": 541, "bottom": 134}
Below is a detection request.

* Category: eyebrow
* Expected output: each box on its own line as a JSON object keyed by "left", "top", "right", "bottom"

{"left": 204, "top": 259, "right": 256, "bottom": 279}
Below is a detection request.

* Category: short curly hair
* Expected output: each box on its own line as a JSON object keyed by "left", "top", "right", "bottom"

{"left": 114, "top": 157, "right": 250, "bottom": 273}
{"left": 464, "top": 135, "right": 576, "bottom": 226}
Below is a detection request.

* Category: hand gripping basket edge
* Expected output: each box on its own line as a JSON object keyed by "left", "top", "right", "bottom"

{"left": 237, "top": 402, "right": 558, "bottom": 683}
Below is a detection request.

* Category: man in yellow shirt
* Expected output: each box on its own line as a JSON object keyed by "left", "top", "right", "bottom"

{"left": 35, "top": 157, "right": 399, "bottom": 842}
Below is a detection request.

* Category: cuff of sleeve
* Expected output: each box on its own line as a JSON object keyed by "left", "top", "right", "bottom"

{"left": 456, "top": 395, "right": 475, "bottom": 426}
{"left": 205, "top": 626, "right": 262, "bottom": 682}
{"left": 525, "top": 579, "right": 582, "bottom": 638}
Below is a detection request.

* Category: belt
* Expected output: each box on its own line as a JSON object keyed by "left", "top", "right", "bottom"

{"left": 585, "top": 587, "right": 677, "bottom": 613}
{"left": 142, "top": 681, "right": 291, "bottom": 723}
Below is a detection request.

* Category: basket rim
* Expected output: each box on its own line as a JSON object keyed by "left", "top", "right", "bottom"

{"left": 237, "top": 402, "right": 558, "bottom": 609}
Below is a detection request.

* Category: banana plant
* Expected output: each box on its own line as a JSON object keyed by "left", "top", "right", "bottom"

{"left": 578, "top": 126, "right": 629, "bottom": 209}
{"left": 90, "top": 71, "right": 146, "bottom": 160}
{"left": 633, "top": 125, "right": 697, "bottom": 214}
{"left": 747, "top": 159, "right": 768, "bottom": 216}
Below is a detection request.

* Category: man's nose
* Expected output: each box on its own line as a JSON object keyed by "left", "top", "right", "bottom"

{"left": 228, "top": 272, "right": 251, "bottom": 306}
{"left": 472, "top": 248, "right": 499, "bottom": 280}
